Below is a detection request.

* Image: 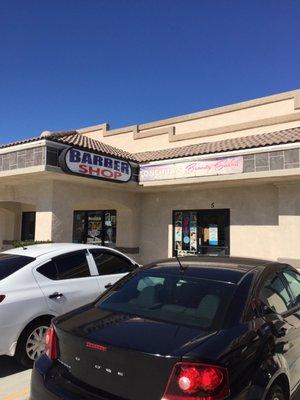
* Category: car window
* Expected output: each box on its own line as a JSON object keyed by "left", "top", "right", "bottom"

{"left": 0, "top": 254, "right": 35, "bottom": 280}
{"left": 54, "top": 251, "right": 90, "bottom": 280}
{"left": 282, "top": 269, "right": 300, "bottom": 306}
{"left": 37, "top": 261, "right": 58, "bottom": 280}
{"left": 98, "top": 270, "right": 236, "bottom": 330}
{"left": 260, "top": 273, "right": 294, "bottom": 314}
{"left": 137, "top": 276, "right": 165, "bottom": 291}
{"left": 90, "top": 250, "right": 133, "bottom": 275}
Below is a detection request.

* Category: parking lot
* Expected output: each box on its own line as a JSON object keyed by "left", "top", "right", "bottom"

{"left": 0, "top": 357, "right": 31, "bottom": 400}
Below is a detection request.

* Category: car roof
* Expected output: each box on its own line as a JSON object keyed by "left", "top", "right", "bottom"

{"left": 145, "top": 255, "right": 280, "bottom": 284}
{"left": 2, "top": 243, "right": 106, "bottom": 258}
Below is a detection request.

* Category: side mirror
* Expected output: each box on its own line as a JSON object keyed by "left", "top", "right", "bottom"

{"left": 271, "top": 318, "right": 287, "bottom": 338}
{"left": 252, "top": 299, "right": 287, "bottom": 338}
{"left": 251, "top": 298, "right": 280, "bottom": 317}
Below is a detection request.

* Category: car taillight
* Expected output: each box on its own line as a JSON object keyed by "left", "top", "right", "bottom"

{"left": 44, "top": 325, "right": 59, "bottom": 361}
{"left": 0, "top": 295, "right": 6, "bottom": 303}
{"left": 162, "top": 362, "right": 229, "bottom": 400}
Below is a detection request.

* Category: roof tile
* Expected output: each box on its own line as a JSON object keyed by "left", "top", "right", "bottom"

{"left": 1, "top": 127, "right": 300, "bottom": 164}
{"left": 135, "top": 127, "right": 300, "bottom": 162}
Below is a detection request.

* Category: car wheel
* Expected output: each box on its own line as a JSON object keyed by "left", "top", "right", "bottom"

{"left": 16, "top": 318, "right": 50, "bottom": 368}
{"left": 266, "top": 384, "right": 286, "bottom": 400}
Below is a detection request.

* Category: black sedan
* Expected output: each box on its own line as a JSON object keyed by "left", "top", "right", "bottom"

{"left": 30, "top": 256, "right": 300, "bottom": 400}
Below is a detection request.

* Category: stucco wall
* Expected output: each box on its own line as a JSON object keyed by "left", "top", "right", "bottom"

{"left": 139, "top": 184, "right": 281, "bottom": 264}
{"left": 0, "top": 178, "right": 142, "bottom": 259}
{"left": 79, "top": 90, "right": 300, "bottom": 153}
{"left": 50, "top": 180, "right": 141, "bottom": 249}
{"left": 1, "top": 176, "right": 300, "bottom": 267}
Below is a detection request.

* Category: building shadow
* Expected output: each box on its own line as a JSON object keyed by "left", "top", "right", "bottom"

{"left": 0, "top": 355, "right": 29, "bottom": 378}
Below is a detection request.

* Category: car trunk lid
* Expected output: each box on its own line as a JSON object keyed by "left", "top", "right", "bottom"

{"left": 54, "top": 307, "right": 213, "bottom": 400}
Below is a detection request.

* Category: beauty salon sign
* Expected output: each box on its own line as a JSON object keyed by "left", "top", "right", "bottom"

{"left": 139, "top": 156, "right": 243, "bottom": 182}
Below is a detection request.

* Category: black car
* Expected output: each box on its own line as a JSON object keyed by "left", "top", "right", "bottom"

{"left": 30, "top": 256, "right": 300, "bottom": 400}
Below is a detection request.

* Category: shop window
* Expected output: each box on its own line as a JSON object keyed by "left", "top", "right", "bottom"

{"left": 21, "top": 212, "right": 36, "bottom": 241}
{"left": 73, "top": 210, "right": 117, "bottom": 247}
{"left": 173, "top": 209, "right": 230, "bottom": 257}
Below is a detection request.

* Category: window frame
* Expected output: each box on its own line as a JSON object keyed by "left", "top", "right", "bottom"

{"left": 89, "top": 249, "right": 135, "bottom": 276}
{"left": 172, "top": 209, "right": 230, "bottom": 256}
{"left": 37, "top": 250, "right": 92, "bottom": 281}
{"left": 280, "top": 267, "right": 300, "bottom": 313}
{"left": 97, "top": 271, "right": 237, "bottom": 331}
{"left": 0, "top": 254, "right": 35, "bottom": 280}
{"left": 258, "top": 269, "right": 296, "bottom": 317}
{"left": 73, "top": 210, "right": 117, "bottom": 247}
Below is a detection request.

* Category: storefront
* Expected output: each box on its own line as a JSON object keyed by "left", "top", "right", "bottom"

{"left": 1, "top": 89, "right": 300, "bottom": 267}
{"left": 173, "top": 209, "right": 230, "bottom": 256}
{"left": 73, "top": 210, "right": 117, "bottom": 246}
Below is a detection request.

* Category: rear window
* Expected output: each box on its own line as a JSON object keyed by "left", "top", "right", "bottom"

{"left": 98, "top": 270, "right": 236, "bottom": 330}
{"left": 0, "top": 254, "right": 35, "bottom": 280}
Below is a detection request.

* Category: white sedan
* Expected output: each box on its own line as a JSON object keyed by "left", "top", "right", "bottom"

{"left": 0, "top": 243, "right": 139, "bottom": 367}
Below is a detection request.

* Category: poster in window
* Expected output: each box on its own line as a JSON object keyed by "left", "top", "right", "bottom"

{"left": 209, "top": 224, "right": 219, "bottom": 246}
{"left": 175, "top": 226, "right": 182, "bottom": 242}
{"left": 175, "top": 241, "right": 182, "bottom": 251}
{"left": 182, "top": 213, "right": 190, "bottom": 250}
{"left": 175, "top": 212, "right": 182, "bottom": 227}
{"left": 191, "top": 212, "right": 197, "bottom": 227}
{"left": 204, "top": 227, "right": 210, "bottom": 244}
{"left": 87, "top": 213, "right": 102, "bottom": 244}
{"left": 190, "top": 227, "right": 197, "bottom": 252}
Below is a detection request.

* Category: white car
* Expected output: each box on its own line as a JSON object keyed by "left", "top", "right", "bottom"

{"left": 0, "top": 243, "right": 139, "bottom": 367}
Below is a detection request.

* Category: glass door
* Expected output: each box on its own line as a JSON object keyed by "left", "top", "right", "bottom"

{"left": 174, "top": 211, "right": 198, "bottom": 256}
{"left": 87, "top": 211, "right": 103, "bottom": 244}
{"left": 103, "top": 211, "right": 117, "bottom": 248}
{"left": 198, "top": 209, "right": 230, "bottom": 256}
{"left": 73, "top": 210, "right": 117, "bottom": 247}
{"left": 173, "top": 209, "right": 230, "bottom": 256}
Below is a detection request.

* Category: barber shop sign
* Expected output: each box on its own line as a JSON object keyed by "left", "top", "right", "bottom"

{"left": 60, "top": 148, "right": 132, "bottom": 183}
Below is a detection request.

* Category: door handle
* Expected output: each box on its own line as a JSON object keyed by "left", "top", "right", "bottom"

{"left": 49, "top": 292, "right": 63, "bottom": 299}
{"left": 105, "top": 283, "right": 113, "bottom": 289}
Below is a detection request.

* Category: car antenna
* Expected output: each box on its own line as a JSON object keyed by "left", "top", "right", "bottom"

{"left": 176, "top": 253, "right": 187, "bottom": 271}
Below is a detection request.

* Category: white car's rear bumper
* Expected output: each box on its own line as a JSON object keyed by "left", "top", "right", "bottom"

{"left": 0, "top": 322, "right": 22, "bottom": 356}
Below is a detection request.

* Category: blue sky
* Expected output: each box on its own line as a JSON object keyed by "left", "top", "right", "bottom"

{"left": 0, "top": 0, "right": 300, "bottom": 144}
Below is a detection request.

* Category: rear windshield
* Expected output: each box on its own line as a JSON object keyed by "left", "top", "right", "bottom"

{"left": 0, "top": 254, "right": 35, "bottom": 280}
{"left": 98, "top": 270, "right": 236, "bottom": 330}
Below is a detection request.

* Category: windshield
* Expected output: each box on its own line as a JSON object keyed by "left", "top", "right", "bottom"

{"left": 0, "top": 254, "right": 35, "bottom": 280}
{"left": 98, "top": 270, "right": 236, "bottom": 330}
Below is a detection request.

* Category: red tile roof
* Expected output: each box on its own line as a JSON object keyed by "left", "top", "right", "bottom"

{"left": 1, "top": 127, "right": 300, "bottom": 163}
{"left": 47, "top": 131, "right": 137, "bottom": 161}
{"left": 135, "top": 127, "right": 300, "bottom": 162}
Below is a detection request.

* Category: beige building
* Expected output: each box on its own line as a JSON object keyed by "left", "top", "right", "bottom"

{"left": 1, "top": 89, "right": 300, "bottom": 267}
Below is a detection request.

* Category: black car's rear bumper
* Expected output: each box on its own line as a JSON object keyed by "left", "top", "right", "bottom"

{"left": 30, "top": 355, "right": 261, "bottom": 400}
{"left": 30, "top": 356, "right": 59, "bottom": 400}
{"left": 30, "top": 355, "right": 114, "bottom": 400}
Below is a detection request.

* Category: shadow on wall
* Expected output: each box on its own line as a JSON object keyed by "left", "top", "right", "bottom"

{"left": 0, "top": 201, "right": 36, "bottom": 251}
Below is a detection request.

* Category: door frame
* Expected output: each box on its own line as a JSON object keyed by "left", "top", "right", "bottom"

{"left": 172, "top": 208, "right": 230, "bottom": 256}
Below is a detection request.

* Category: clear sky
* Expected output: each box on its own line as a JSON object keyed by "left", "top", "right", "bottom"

{"left": 0, "top": 0, "right": 300, "bottom": 144}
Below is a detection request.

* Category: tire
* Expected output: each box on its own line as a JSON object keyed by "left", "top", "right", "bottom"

{"left": 15, "top": 317, "right": 51, "bottom": 368}
{"left": 266, "top": 384, "right": 286, "bottom": 400}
